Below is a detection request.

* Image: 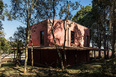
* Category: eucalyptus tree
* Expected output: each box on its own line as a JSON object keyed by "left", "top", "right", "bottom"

{"left": 10, "top": 0, "right": 55, "bottom": 73}
{"left": 72, "top": 5, "right": 92, "bottom": 27}
{"left": 72, "top": 0, "right": 116, "bottom": 59}
{"left": 10, "top": 0, "right": 79, "bottom": 71}
{"left": 46, "top": 0, "right": 79, "bottom": 70}
{"left": 0, "top": 0, "right": 4, "bottom": 30}
{"left": 58, "top": 0, "right": 79, "bottom": 69}
{"left": 109, "top": 0, "right": 116, "bottom": 58}
{"left": 92, "top": 0, "right": 116, "bottom": 58}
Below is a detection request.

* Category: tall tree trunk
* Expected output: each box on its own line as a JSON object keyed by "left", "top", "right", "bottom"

{"left": 111, "top": 23, "right": 116, "bottom": 58}
{"left": 50, "top": 20, "right": 64, "bottom": 71}
{"left": 63, "top": 20, "right": 67, "bottom": 68}
{"left": 103, "top": 27, "right": 107, "bottom": 59}
{"left": 24, "top": 0, "right": 30, "bottom": 73}
{"left": 24, "top": 0, "right": 38, "bottom": 73}
{"left": 50, "top": 0, "right": 64, "bottom": 71}
{"left": 97, "top": 23, "right": 101, "bottom": 58}
{"left": 110, "top": 0, "right": 116, "bottom": 58}
{"left": 104, "top": 35, "right": 106, "bottom": 59}
{"left": 0, "top": 41, "right": 1, "bottom": 67}
{"left": 16, "top": 46, "right": 21, "bottom": 66}
{"left": 14, "top": 50, "right": 15, "bottom": 61}
{"left": 94, "top": 50, "right": 96, "bottom": 60}
{"left": 0, "top": 52, "right": 1, "bottom": 67}
{"left": 62, "top": 0, "right": 69, "bottom": 68}
{"left": 28, "top": 0, "right": 37, "bottom": 67}
{"left": 29, "top": 33, "right": 34, "bottom": 67}
{"left": 106, "top": 36, "right": 109, "bottom": 58}
{"left": 24, "top": 42, "right": 29, "bottom": 73}
{"left": 98, "top": 32, "right": 101, "bottom": 58}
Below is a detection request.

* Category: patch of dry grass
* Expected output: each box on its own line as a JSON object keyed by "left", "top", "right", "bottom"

{"left": 0, "top": 60, "right": 115, "bottom": 77}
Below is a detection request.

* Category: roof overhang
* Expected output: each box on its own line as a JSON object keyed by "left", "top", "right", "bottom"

{"left": 28, "top": 46, "right": 105, "bottom": 51}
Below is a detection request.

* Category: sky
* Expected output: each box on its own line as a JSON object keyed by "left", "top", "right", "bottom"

{"left": 2, "top": 0, "right": 92, "bottom": 40}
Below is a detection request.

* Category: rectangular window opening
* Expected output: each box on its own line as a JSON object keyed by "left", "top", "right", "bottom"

{"left": 71, "top": 31, "right": 74, "bottom": 43}
{"left": 40, "top": 31, "right": 44, "bottom": 45}
{"left": 86, "top": 36, "right": 89, "bottom": 47}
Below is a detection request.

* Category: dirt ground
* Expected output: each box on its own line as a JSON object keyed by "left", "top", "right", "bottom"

{"left": 0, "top": 59, "right": 115, "bottom": 77}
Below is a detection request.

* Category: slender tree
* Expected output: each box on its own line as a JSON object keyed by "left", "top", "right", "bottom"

{"left": 109, "top": 0, "right": 116, "bottom": 58}
{"left": 72, "top": 0, "right": 115, "bottom": 59}
{"left": 59, "top": 0, "right": 79, "bottom": 68}
{"left": 49, "top": 0, "right": 79, "bottom": 70}
{"left": 10, "top": 0, "right": 56, "bottom": 73}
{"left": 48, "top": 0, "right": 65, "bottom": 71}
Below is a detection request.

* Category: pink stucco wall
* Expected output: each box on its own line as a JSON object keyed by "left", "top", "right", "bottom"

{"left": 29, "top": 20, "right": 48, "bottom": 46}
{"left": 29, "top": 19, "right": 90, "bottom": 47}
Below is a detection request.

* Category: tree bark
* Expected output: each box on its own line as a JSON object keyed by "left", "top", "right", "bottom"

{"left": 16, "top": 46, "right": 21, "bottom": 66}
{"left": 50, "top": 0, "right": 64, "bottom": 71}
{"left": 63, "top": 20, "right": 67, "bottom": 68}
{"left": 28, "top": 0, "right": 37, "bottom": 67}
{"left": 111, "top": 23, "right": 116, "bottom": 58}
{"left": 24, "top": 0, "right": 38, "bottom": 73}
{"left": 94, "top": 51, "right": 96, "bottom": 60}
{"left": 98, "top": 32, "right": 101, "bottom": 58}
{"left": 110, "top": 0, "right": 116, "bottom": 58}
{"left": 0, "top": 52, "right": 1, "bottom": 67}
{"left": 24, "top": 0, "right": 30, "bottom": 73}
{"left": 24, "top": 43, "right": 29, "bottom": 73}
{"left": 14, "top": 50, "right": 15, "bottom": 62}
{"left": 97, "top": 23, "right": 101, "bottom": 58}
{"left": 106, "top": 36, "right": 109, "bottom": 58}
{"left": 29, "top": 33, "right": 34, "bottom": 66}
{"left": 62, "top": 0, "right": 70, "bottom": 69}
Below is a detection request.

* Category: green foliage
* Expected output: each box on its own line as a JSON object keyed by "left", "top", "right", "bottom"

{"left": 0, "top": 37, "right": 11, "bottom": 53}
{"left": 72, "top": 5, "right": 92, "bottom": 28}
{"left": 3, "top": 9, "right": 12, "bottom": 20}
{"left": 72, "top": 0, "right": 115, "bottom": 53}
{"left": 10, "top": 0, "right": 57, "bottom": 25}
{"left": 0, "top": 0, "right": 12, "bottom": 30}
{"left": 0, "top": 0, "right": 4, "bottom": 30}
{"left": 10, "top": 26, "right": 25, "bottom": 48}
{"left": 9, "top": 26, "right": 25, "bottom": 66}
{"left": 0, "top": 0, "right": 4, "bottom": 15}
{"left": 59, "top": 1, "right": 79, "bottom": 20}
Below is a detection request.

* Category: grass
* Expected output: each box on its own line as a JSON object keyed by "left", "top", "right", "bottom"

{"left": 0, "top": 59, "right": 115, "bottom": 77}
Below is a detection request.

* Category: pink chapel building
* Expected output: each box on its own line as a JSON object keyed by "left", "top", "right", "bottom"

{"left": 28, "top": 19, "right": 98, "bottom": 66}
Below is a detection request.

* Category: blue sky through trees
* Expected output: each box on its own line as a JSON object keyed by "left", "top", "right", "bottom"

{"left": 2, "top": 0, "right": 92, "bottom": 40}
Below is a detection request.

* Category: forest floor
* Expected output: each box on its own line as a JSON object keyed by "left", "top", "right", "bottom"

{"left": 0, "top": 59, "right": 115, "bottom": 77}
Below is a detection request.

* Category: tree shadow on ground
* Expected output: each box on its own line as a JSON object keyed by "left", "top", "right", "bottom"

{"left": 73, "top": 72, "right": 114, "bottom": 77}
{"left": 2, "top": 62, "right": 15, "bottom": 67}
{"left": 28, "top": 66, "right": 71, "bottom": 77}
{"left": 0, "top": 60, "right": 116, "bottom": 77}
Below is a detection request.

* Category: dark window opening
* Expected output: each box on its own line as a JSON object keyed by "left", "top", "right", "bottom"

{"left": 71, "top": 31, "right": 74, "bottom": 43}
{"left": 86, "top": 36, "right": 89, "bottom": 47}
{"left": 40, "top": 31, "right": 44, "bottom": 45}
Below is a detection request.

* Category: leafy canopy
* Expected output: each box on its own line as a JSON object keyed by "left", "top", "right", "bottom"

{"left": 72, "top": 5, "right": 92, "bottom": 28}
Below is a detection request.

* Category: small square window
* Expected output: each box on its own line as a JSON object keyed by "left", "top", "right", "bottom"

{"left": 71, "top": 31, "right": 74, "bottom": 43}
